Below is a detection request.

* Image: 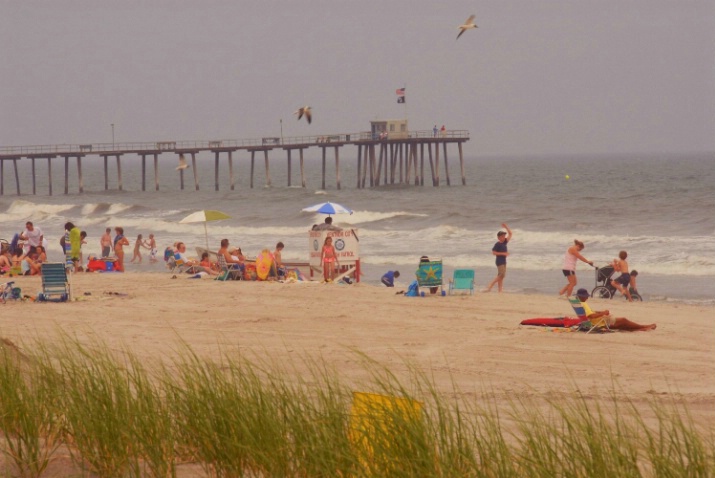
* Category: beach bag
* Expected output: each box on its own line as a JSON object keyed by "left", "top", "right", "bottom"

{"left": 244, "top": 264, "right": 257, "bottom": 281}
{"left": 404, "top": 280, "right": 419, "bottom": 297}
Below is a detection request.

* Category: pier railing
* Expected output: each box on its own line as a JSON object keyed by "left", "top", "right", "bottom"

{"left": 0, "top": 129, "right": 469, "bottom": 156}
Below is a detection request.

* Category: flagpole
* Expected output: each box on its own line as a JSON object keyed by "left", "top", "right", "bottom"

{"left": 403, "top": 83, "right": 407, "bottom": 123}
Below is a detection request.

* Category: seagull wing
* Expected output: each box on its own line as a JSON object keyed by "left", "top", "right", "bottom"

{"left": 176, "top": 154, "right": 189, "bottom": 171}
{"left": 295, "top": 107, "right": 304, "bottom": 121}
{"left": 456, "top": 29, "right": 466, "bottom": 40}
{"left": 305, "top": 108, "right": 312, "bottom": 124}
{"left": 465, "top": 14, "right": 475, "bottom": 25}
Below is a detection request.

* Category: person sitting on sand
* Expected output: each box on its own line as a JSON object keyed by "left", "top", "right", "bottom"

{"left": 199, "top": 252, "right": 219, "bottom": 276}
{"left": 23, "top": 251, "right": 42, "bottom": 276}
{"left": 575, "top": 289, "right": 655, "bottom": 331}
{"left": 0, "top": 249, "right": 11, "bottom": 274}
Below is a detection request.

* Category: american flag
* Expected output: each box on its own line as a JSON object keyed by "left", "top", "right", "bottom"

{"left": 395, "top": 88, "right": 405, "bottom": 96}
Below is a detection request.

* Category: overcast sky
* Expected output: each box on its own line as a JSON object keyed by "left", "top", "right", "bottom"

{"left": 1, "top": 0, "right": 713, "bottom": 156}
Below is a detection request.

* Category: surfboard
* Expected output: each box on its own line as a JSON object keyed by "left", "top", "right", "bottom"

{"left": 255, "top": 252, "right": 273, "bottom": 280}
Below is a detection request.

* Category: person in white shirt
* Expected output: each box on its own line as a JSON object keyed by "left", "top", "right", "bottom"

{"left": 20, "top": 221, "right": 43, "bottom": 254}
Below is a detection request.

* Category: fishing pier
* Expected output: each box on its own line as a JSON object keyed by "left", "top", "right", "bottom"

{"left": 0, "top": 129, "right": 469, "bottom": 196}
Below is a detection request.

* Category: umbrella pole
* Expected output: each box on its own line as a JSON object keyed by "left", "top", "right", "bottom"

{"left": 204, "top": 222, "right": 209, "bottom": 250}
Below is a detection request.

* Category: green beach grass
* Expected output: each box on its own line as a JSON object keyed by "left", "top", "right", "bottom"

{"left": 0, "top": 336, "right": 713, "bottom": 477}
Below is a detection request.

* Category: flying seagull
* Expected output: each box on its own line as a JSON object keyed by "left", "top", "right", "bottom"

{"left": 176, "top": 153, "right": 190, "bottom": 171}
{"left": 457, "top": 15, "right": 478, "bottom": 40}
{"left": 294, "top": 106, "right": 312, "bottom": 124}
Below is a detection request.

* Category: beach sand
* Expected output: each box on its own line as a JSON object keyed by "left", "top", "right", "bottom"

{"left": 1, "top": 271, "right": 713, "bottom": 475}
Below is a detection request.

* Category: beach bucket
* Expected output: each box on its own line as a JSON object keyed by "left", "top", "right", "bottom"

{"left": 105, "top": 261, "right": 114, "bottom": 272}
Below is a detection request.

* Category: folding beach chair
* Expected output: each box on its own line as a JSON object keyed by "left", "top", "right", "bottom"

{"left": 415, "top": 259, "right": 444, "bottom": 296}
{"left": 37, "top": 263, "right": 70, "bottom": 302}
{"left": 448, "top": 269, "right": 475, "bottom": 295}
{"left": 168, "top": 252, "right": 200, "bottom": 275}
{"left": 215, "top": 254, "right": 243, "bottom": 281}
{"left": 568, "top": 296, "right": 610, "bottom": 333}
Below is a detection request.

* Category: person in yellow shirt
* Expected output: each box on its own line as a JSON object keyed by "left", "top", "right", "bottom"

{"left": 575, "top": 289, "right": 655, "bottom": 331}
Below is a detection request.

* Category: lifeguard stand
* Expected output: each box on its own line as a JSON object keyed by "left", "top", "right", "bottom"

{"left": 309, "top": 229, "right": 361, "bottom": 282}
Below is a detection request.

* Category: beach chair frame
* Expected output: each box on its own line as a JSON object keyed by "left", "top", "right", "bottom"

{"left": 215, "top": 254, "right": 243, "bottom": 281}
{"left": 568, "top": 296, "right": 611, "bottom": 333}
{"left": 448, "top": 269, "right": 475, "bottom": 295}
{"left": 38, "top": 263, "right": 70, "bottom": 302}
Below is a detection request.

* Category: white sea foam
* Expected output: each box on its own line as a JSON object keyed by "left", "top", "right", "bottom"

{"left": 5, "top": 199, "right": 75, "bottom": 217}
{"left": 0, "top": 154, "right": 712, "bottom": 302}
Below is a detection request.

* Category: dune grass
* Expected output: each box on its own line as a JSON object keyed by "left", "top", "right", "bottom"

{"left": 0, "top": 336, "right": 713, "bottom": 477}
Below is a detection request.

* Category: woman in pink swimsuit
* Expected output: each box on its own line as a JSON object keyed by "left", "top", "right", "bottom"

{"left": 320, "top": 236, "right": 339, "bottom": 282}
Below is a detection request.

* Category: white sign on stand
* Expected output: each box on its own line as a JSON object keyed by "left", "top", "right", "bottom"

{"left": 308, "top": 229, "right": 361, "bottom": 281}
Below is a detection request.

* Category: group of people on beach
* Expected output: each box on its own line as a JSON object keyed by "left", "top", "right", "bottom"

{"left": 379, "top": 222, "right": 640, "bottom": 302}
{"left": 170, "top": 239, "right": 288, "bottom": 281}
{"left": 0, "top": 221, "right": 161, "bottom": 276}
{"left": 83, "top": 225, "right": 157, "bottom": 273}
{"left": 0, "top": 221, "right": 87, "bottom": 276}
{"left": 481, "top": 223, "right": 639, "bottom": 301}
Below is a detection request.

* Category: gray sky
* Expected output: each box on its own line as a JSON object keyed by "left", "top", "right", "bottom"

{"left": 2, "top": 0, "right": 713, "bottom": 156}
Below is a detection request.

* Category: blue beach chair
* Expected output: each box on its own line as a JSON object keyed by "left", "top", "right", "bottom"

{"left": 37, "top": 263, "right": 71, "bottom": 302}
{"left": 448, "top": 269, "right": 475, "bottom": 295}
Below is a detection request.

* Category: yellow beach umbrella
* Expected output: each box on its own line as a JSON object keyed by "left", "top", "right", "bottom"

{"left": 179, "top": 210, "right": 231, "bottom": 250}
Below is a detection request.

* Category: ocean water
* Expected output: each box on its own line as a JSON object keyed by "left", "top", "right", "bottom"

{"left": 1, "top": 151, "right": 713, "bottom": 304}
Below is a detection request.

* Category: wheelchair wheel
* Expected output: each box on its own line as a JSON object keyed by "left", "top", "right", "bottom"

{"left": 591, "top": 286, "right": 611, "bottom": 299}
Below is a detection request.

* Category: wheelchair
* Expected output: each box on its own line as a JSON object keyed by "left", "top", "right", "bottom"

{"left": 591, "top": 264, "right": 642, "bottom": 301}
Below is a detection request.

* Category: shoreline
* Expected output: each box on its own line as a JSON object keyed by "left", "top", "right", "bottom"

{"left": 1, "top": 271, "right": 713, "bottom": 429}
{"left": 21, "top": 256, "right": 713, "bottom": 305}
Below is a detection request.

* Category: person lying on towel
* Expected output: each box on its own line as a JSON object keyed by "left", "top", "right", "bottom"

{"left": 575, "top": 289, "right": 656, "bottom": 331}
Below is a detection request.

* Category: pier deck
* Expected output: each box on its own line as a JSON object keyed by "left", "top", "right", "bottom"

{"left": 0, "top": 129, "right": 469, "bottom": 195}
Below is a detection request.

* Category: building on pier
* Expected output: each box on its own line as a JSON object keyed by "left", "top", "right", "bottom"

{"left": 370, "top": 119, "right": 408, "bottom": 140}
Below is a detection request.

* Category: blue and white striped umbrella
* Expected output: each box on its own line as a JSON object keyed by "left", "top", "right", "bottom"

{"left": 301, "top": 201, "right": 353, "bottom": 216}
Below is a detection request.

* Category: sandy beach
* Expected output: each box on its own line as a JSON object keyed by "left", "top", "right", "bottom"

{"left": 2, "top": 272, "right": 713, "bottom": 421}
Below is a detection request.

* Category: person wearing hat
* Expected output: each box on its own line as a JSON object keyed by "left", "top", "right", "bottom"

{"left": 485, "top": 223, "right": 512, "bottom": 293}
{"left": 575, "top": 288, "right": 656, "bottom": 331}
